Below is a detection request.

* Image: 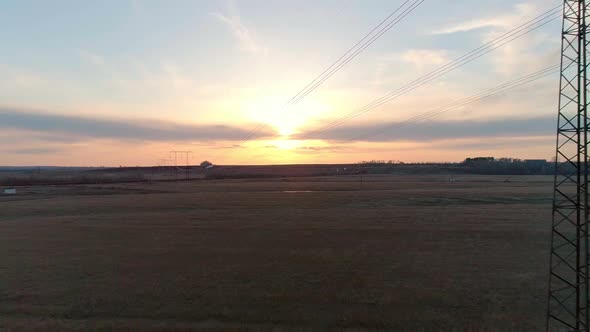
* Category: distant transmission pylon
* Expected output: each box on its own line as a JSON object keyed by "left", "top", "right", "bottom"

{"left": 547, "top": 1, "right": 590, "bottom": 331}
{"left": 169, "top": 150, "right": 192, "bottom": 180}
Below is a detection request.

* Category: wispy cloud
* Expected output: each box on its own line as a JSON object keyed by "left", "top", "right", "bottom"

{"left": 0, "top": 107, "right": 274, "bottom": 142}
{"left": 433, "top": 18, "right": 509, "bottom": 35}
{"left": 295, "top": 116, "right": 556, "bottom": 143}
{"left": 432, "top": 2, "right": 541, "bottom": 35}
{"left": 434, "top": 135, "right": 552, "bottom": 151}
{"left": 430, "top": 1, "right": 560, "bottom": 76}
{"left": 210, "top": 2, "right": 267, "bottom": 55}
{"left": 10, "top": 147, "right": 64, "bottom": 155}
{"left": 379, "top": 49, "right": 450, "bottom": 71}
{"left": 77, "top": 49, "right": 106, "bottom": 66}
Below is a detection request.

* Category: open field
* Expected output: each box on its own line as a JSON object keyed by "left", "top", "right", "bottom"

{"left": 0, "top": 175, "right": 552, "bottom": 331}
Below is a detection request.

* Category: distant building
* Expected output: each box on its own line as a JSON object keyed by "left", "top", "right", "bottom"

{"left": 3, "top": 188, "right": 16, "bottom": 195}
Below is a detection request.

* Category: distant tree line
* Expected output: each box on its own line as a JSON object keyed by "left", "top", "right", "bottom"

{"left": 461, "top": 157, "right": 552, "bottom": 175}
{"left": 356, "top": 157, "right": 556, "bottom": 175}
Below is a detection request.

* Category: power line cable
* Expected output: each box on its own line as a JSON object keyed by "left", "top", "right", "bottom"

{"left": 212, "top": 0, "right": 424, "bottom": 162}
{"left": 290, "top": 0, "right": 425, "bottom": 105}
{"left": 233, "top": 4, "right": 561, "bottom": 164}
{"left": 349, "top": 65, "right": 561, "bottom": 142}
{"left": 302, "top": 5, "right": 561, "bottom": 139}
{"left": 287, "top": 0, "right": 414, "bottom": 105}
{"left": 244, "top": 64, "right": 560, "bottom": 164}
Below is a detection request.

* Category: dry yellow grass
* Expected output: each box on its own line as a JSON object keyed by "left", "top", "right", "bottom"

{"left": 0, "top": 175, "right": 552, "bottom": 331}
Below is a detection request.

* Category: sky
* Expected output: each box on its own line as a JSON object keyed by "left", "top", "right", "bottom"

{"left": 0, "top": 0, "right": 563, "bottom": 166}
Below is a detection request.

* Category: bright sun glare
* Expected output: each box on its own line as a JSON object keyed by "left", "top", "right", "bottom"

{"left": 273, "top": 139, "right": 301, "bottom": 150}
{"left": 245, "top": 95, "right": 330, "bottom": 147}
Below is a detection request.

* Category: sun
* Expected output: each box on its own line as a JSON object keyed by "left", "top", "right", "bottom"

{"left": 244, "top": 95, "right": 329, "bottom": 138}
{"left": 272, "top": 113, "right": 300, "bottom": 137}
{"left": 273, "top": 139, "right": 301, "bottom": 150}
{"left": 262, "top": 107, "right": 307, "bottom": 137}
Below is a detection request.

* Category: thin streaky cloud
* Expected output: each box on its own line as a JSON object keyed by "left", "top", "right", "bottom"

{"left": 432, "top": 18, "right": 509, "bottom": 35}
{"left": 378, "top": 49, "right": 451, "bottom": 70}
{"left": 10, "top": 147, "right": 64, "bottom": 155}
{"left": 431, "top": 1, "right": 548, "bottom": 35}
{"left": 295, "top": 115, "right": 556, "bottom": 143}
{"left": 210, "top": 2, "right": 267, "bottom": 55}
{"left": 0, "top": 108, "right": 275, "bottom": 142}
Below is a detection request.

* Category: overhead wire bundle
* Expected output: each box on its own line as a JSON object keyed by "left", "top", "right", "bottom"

{"left": 349, "top": 64, "right": 561, "bottom": 142}
{"left": 212, "top": 0, "right": 425, "bottom": 161}
{"left": 230, "top": 3, "right": 562, "bottom": 164}
{"left": 301, "top": 5, "right": 562, "bottom": 140}
{"left": 245, "top": 64, "right": 561, "bottom": 164}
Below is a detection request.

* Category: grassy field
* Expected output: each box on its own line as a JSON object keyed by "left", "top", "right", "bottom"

{"left": 0, "top": 175, "right": 552, "bottom": 331}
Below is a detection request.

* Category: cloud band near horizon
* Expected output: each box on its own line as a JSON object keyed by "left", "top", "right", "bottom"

{"left": 0, "top": 107, "right": 556, "bottom": 144}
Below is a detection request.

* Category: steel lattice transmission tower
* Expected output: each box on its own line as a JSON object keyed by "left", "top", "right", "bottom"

{"left": 548, "top": 1, "right": 590, "bottom": 331}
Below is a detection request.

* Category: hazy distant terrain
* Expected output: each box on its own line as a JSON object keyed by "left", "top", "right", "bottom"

{"left": 0, "top": 159, "right": 552, "bottom": 186}
{"left": 0, "top": 174, "right": 550, "bottom": 331}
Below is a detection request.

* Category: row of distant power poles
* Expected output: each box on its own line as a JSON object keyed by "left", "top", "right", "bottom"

{"left": 156, "top": 150, "right": 192, "bottom": 180}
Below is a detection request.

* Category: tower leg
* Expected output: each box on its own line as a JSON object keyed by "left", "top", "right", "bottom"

{"left": 547, "top": 1, "right": 590, "bottom": 331}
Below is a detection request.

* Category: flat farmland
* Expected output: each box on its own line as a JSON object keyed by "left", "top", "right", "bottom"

{"left": 0, "top": 175, "right": 553, "bottom": 331}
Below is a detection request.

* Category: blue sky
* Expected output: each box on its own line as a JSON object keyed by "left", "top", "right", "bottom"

{"left": 0, "top": 0, "right": 562, "bottom": 165}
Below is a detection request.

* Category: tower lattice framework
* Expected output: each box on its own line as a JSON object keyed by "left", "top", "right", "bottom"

{"left": 548, "top": 1, "right": 590, "bottom": 331}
